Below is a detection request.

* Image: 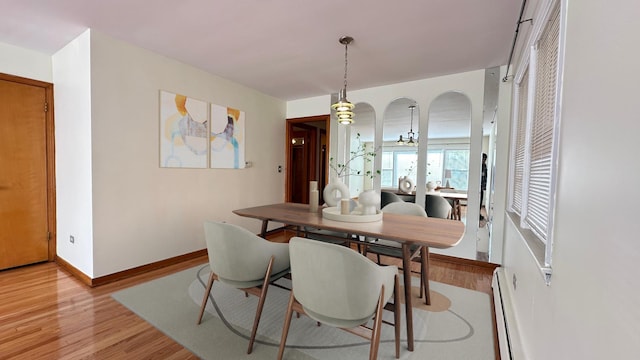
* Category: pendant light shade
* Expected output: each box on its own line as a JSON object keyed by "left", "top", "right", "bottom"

{"left": 331, "top": 36, "right": 354, "bottom": 125}
{"left": 333, "top": 88, "right": 355, "bottom": 125}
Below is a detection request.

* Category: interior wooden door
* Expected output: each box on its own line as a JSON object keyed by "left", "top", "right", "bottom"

{"left": 0, "top": 76, "right": 53, "bottom": 270}
{"left": 290, "top": 129, "right": 312, "bottom": 203}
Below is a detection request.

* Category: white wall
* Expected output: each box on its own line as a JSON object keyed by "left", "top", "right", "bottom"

{"left": 287, "top": 95, "right": 331, "bottom": 119}
{"left": 0, "top": 41, "right": 52, "bottom": 82}
{"left": 47, "top": 31, "right": 287, "bottom": 278}
{"left": 52, "top": 30, "right": 94, "bottom": 277}
{"left": 499, "top": 1, "right": 640, "bottom": 358}
{"left": 489, "top": 65, "right": 513, "bottom": 263}
{"left": 287, "top": 70, "right": 487, "bottom": 261}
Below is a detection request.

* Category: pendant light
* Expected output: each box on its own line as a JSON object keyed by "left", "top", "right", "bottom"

{"left": 406, "top": 105, "right": 418, "bottom": 146}
{"left": 331, "top": 36, "right": 355, "bottom": 125}
{"left": 398, "top": 105, "right": 418, "bottom": 146}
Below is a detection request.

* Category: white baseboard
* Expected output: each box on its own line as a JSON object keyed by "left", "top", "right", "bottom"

{"left": 493, "top": 268, "right": 524, "bottom": 360}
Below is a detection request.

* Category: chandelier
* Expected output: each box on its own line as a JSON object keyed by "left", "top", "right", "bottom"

{"left": 397, "top": 105, "right": 418, "bottom": 146}
{"left": 331, "top": 36, "right": 355, "bottom": 125}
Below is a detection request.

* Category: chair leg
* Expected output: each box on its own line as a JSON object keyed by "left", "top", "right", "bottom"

{"left": 247, "top": 256, "right": 275, "bottom": 354}
{"left": 369, "top": 285, "right": 385, "bottom": 360}
{"left": 393, "top": 275, "right": 401, "bottom": 359}
{"left": 197, "top": 271, "right": 216, "bottom": 325}
{"left": 419, "top": 269, "right": 424, "bottom": 299}
{"left": 277, "top": 291, "right": 297, "bottom": 360}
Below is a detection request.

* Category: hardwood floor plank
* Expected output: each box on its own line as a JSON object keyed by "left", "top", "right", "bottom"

{"left": 0, "top": 247, "right": 495, "bottom": 359}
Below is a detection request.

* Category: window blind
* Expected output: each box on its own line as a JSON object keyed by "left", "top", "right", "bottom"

{"left": 512, "top": 69, "right": 529, "bottom": 215}
{"left": 525, "top": 4, "right": 560, "bottom": 243}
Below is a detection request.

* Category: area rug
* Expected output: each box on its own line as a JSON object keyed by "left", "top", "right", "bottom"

{"left": 112, "top": 265, "right": 494, "bottom": 359}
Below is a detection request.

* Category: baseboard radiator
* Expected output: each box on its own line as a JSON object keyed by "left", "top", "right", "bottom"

{"left": 492, "top": 268, "right": 520, "bottom": 360}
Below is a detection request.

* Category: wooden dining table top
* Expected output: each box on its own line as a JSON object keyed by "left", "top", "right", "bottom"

{"left": 392, "top": 190, "right": 468, "bottom": 200}
{"left": 233, "top": 202, "right": 464, "bottom": 249}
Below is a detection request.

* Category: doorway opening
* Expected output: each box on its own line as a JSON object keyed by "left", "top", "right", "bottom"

{"left": 285, "top": 115, "right": 330, "bottom": 204}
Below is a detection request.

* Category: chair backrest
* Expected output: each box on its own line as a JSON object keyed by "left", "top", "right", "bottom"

{"left": 425, "top": 194, "right": 453, "bottom": 219}
{"left": 381, "top": 201, "right": 428, "bottom": 217}
{"left": 203, "top": 221, "right": 289, "bottom": 284}
{"left": 380, "top": 191, "right": 403, "bottom": 208}
{"left": 288, "top": 237, "right": 397, "bottom": 326}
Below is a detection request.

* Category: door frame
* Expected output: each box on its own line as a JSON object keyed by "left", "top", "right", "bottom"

{"left": 285, "top": 115, "right": 330, "bottom": 202}
{"left": 1, "top": 73, "right": 56, "bottom": 262}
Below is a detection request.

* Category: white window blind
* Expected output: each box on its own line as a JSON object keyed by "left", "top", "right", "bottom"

{"left": 506, "top": 0, "right": 563, "bottom": 283}
{"left": 511, "top": 69, "right": 529, "bottom": 215}
{"left": 525, "top": 4, "right": 560, "bottom": 243}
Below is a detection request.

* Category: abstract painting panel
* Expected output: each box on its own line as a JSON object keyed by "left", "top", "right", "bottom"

{"left": 159, "top": 91, "right": 208, "bottom": 168}
{"left": 210, "top": 104, "right": 245, "bottom": 169}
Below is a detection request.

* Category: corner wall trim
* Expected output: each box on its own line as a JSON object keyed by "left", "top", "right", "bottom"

{"left": 55, "top": 256, "right": 92, "bottom": 286}
{"left": 430, "top": 253, "right": 501, "bottom": 269}
{"left": 55, "top": 249, "right": 208, "bottom": 287}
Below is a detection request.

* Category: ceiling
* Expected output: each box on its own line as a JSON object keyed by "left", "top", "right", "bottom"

{"left": 1, "top": 0, "right": 523, "bottom": 101}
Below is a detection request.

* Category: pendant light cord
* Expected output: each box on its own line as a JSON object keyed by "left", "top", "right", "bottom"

{"left": 343, "top": 41, "right": 349, "bottom": 92}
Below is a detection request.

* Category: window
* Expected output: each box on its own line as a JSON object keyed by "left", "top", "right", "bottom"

{"left": 507, "top": 1, "right": 563, "bottom": 284}
{"left": 511, "top": 69, "right": 528, "bottom": 216}
{"left": 380, "top": 145, "right": 470, "bottom": 191}
{"left": 380, "top": 150, "right": 418, "bottom": 188}
{"left": 427, "top": 148, "right": 470, "bottom": 190}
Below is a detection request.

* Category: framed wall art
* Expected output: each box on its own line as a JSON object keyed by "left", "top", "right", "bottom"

{"left": 159, "top": 90, "right": 209, "bottom": 168}
{"left": 210, "top": 103, "right": 245, "bottom": 169}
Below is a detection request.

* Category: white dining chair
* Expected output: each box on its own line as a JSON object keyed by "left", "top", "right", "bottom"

{"left": 197, "top": 221, "right": 290, "bottom": 354}
{"left": 277, "top": 237, "right": 400, "bottom": 360}
{"left": 362, "top": 202, "right": 431, "bottom": 303}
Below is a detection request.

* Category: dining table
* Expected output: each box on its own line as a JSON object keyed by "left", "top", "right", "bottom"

{"left": 232, "top": 202, "right": 464, "bottom": 351}
{"left": 393, "top": 190, "right": 468, "bottom": 220}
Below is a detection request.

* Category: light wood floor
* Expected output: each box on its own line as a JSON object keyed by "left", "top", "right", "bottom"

{"left": 0, "top": 241, "right": 495, "bottom": 359}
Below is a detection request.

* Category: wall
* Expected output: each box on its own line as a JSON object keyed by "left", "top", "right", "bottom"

{"left": 287, "top": 95, "right": 331, "bottom": 119}
{"left": 490, "top": 66, "right": 513, "bottom": 263}
{"left": 287, "top": 70, "right": 487, "bottom": 261}
{"left": 47, "top": 31, "right": 288, "bottom": 278}
{"left": 499, "top": 0, "right": 640, "bottom": 358}
{"left": 52, "top": 30, "right": 95, "bottom": 276}
{"left": 0, "top": 41, "right": 52, "bottom": 82}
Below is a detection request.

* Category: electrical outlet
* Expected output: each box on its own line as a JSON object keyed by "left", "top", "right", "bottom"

{"left": 70, "top": 235, "right": 75, "bottom": 244}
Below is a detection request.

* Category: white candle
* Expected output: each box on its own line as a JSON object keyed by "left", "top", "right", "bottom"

{"left": 309, "top": 190, "right": 319, "bottom": 212}
{"left": 340, "top": 199, "right": 350, "bottom": 215}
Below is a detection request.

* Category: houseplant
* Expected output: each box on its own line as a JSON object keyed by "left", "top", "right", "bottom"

{"left": 326, "top": 133, "right": 381, "bottom": 213}
{"left": 328, "top": 133, "right": 380, "bottom": 181}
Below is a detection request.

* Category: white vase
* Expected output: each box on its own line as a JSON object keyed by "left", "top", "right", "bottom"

{"left": 398, "top": 176, "right": 414, "bottom": 194}
{"left": 323, "top": 177, "right": 350, "bottom": 207}
{"left": 426, "top": 181, "right": 436, "bottom": 192}
{"left": 358, "top": 189, "right": 380, "bottom": 215}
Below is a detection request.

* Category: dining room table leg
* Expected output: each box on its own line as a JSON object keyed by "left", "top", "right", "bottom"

{"left": 260, "top": 219, "right": 269, "bottom": 238}
{"left": 421, "top": 246, "right": 431, "bottom": 305}
{"left": 401, "top": 243, "right": 415, "bottom": 352}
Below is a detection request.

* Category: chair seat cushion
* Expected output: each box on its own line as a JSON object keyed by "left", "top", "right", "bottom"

{"left": 304, "top": 227, "right": 354, "bottom": 244}
{"left": 218, "top": 266, "right": 291, "bottom": 289}
{"left": 303, "top": 305, "right": 372, "bottom": 329}
{"left": 366, "top": 239, "right": 420, "bottom": 258}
